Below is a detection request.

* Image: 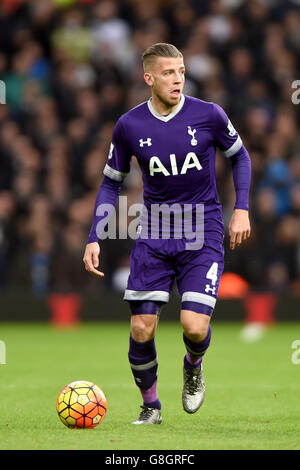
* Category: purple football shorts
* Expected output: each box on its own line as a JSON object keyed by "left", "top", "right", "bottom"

{"left": 124, "top": 236, "right": 224, "bottom": 316}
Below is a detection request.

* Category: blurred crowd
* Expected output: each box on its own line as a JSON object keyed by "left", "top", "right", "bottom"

{"left": 0, "top": 0, "right": 300, "bottom": 299}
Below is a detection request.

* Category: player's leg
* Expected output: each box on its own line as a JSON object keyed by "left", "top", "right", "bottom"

{"left": 180, "top": 309, "right": 211, "bottom": 413}
{"left": 124, "top": 238, "right": 175, "bottom": 424}
{"left": 129, "top": 309, "right": 159, "bottom": 406}
{"left": 128, "top": 306, "right": 162, "bottom": 424}
{"left": 181, "top": 309, "right": 211, "bottom": 367}
{"left": 176, "top": 243, "right": 224, "bottom": 414}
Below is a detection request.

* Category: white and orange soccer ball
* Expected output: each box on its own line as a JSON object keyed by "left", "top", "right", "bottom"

{"left": 56, "top": 380, "right": 107, "bottom": 429}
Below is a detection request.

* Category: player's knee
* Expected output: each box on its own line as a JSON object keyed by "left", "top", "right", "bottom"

{"left": 131, "top": 315, "right": 157, "bottom": 342}
{"left": 182, "top": 318, "right": 210, "bottom": 342}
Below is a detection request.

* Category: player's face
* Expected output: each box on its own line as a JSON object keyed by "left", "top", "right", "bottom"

{"left": 144, "top": 56, "right": 185, "bottom": 112}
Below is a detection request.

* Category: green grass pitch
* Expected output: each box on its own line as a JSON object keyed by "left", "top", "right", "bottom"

{"left": 0, "top": 321, "right": 299, "bottom": 450}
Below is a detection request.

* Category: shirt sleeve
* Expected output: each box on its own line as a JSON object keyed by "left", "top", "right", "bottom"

{"left": 87, "top": 176, "right": 122, "bottom": 243}
{"left": 231, "top": 146, "right": 251, "bottom": 211}
{"left": 103, "top": 117, "right": 132, "bottom": 182}
{"left": 211, "top": 103, "right": 243, "bottom": 158}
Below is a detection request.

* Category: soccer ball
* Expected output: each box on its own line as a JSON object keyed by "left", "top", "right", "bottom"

{"left": 56, "top": 380, "right": 107, "bottom": 428}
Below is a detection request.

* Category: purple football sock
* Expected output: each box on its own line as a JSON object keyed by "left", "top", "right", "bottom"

{"left": 141, "top": 380, "right": 161, "bottom": 409}
{"left": 185, "top": 353, "right": 202, "bottom": 367}
{"left": 128, "top": 335, "right": 160, "bottom": 408}
{"left": 183, "top": 325, "right": 212, "bottom": 370}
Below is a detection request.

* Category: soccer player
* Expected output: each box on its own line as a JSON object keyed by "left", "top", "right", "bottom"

{"left": 83, "top": 43, "right": 251, "bottom": 424}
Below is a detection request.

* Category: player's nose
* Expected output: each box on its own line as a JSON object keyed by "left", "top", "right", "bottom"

{"left": 174, "top": 72, "right": 183, "bottom": 83}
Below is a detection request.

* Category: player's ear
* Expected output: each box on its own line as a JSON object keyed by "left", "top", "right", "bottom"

{"left": 144, "top": 72, "right": 153, "bottom": 87}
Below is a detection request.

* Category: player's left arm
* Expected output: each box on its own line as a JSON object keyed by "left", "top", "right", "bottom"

{"left": 228, "top": 146, "right": 251, "bottom": 250}
{"left": 212, "top": 103, "right": 251, "bottom": 250}
{"left": 228, "top": 208, "right": 251, "bottom": 250}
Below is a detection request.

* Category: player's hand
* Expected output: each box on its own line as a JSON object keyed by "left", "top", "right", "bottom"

{"left": 83, "top": 242, "right": 104, "bottom": 277}
{"left": 228, "top": 209, "right": 251, "bottom": 250}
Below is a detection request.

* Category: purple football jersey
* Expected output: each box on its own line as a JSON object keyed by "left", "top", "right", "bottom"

{"left": 103, "top": 95, "right": 243, "bottom": 248}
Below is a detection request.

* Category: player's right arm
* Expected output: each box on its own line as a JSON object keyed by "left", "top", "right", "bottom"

{"left": 83, "top": 241, "right": 104, "bottom": 277}
{"left": 83, "top": 176, "right": 122, "bottom": 277}
{"left": 83, "top": 118, "right": 132, "bottom": 277}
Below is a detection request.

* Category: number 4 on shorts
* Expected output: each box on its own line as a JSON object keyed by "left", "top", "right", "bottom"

{"left": 206, "top": 262, "right": 218, "bottom": 286}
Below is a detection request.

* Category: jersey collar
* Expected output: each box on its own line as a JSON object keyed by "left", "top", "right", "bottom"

{"left": 147, "top": 94, "right": 185, "bottom": 122}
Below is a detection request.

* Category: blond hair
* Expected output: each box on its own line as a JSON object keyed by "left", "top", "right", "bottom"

{"left": 142, "top": 43, "right": 183, "bottom": 71}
